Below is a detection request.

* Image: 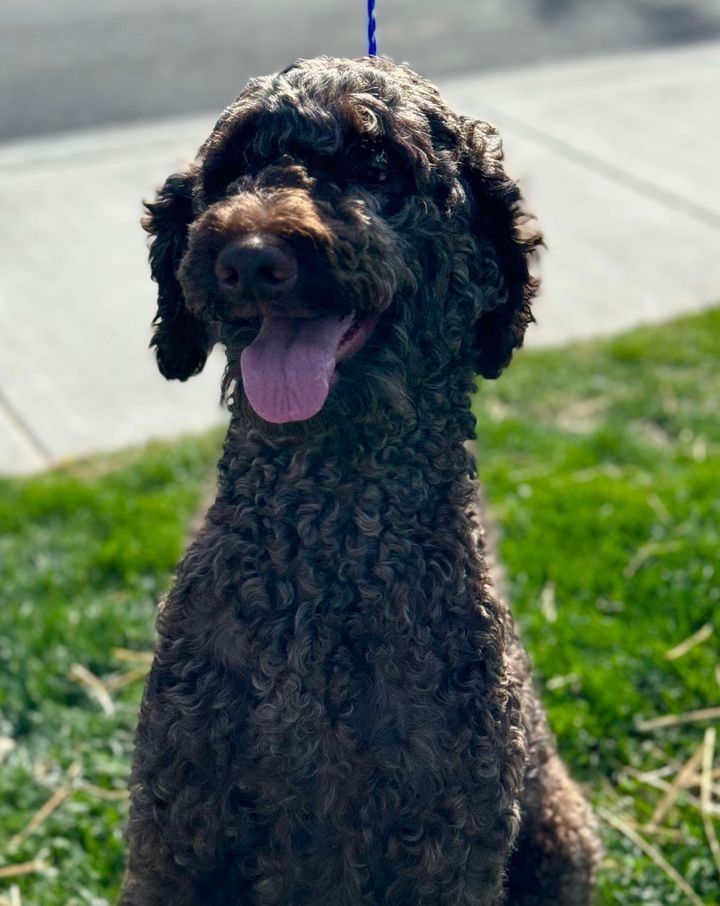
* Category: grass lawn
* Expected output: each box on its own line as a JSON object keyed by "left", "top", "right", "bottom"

{"left": 1, "top": 308, "right": 719, "bottom": 904}
{"left": 474, "top": 307, "right": 720, "bottom": 905}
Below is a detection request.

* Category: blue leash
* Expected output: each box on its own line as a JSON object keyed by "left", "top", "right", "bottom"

{"left": 368, "top": 0, "right": 377, "bottom": 56}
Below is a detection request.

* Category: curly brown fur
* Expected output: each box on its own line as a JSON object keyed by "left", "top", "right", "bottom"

{"left": 122, "top": 56, "right": 601, "bottom": 905}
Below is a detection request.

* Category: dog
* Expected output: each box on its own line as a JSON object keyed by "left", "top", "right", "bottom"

{"left": 121, "top": 55, "right": 601, "bottom": 905}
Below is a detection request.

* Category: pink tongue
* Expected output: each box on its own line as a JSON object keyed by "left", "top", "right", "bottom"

{"left": 240, "top": 313, "right": 355, "bottom": 423}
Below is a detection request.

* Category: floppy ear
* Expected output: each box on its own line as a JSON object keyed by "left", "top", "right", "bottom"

{"left": 461, "top": 118, "right": 542, "bottom": 379}
{"left": 142, "top": 168, "right": 212, "bottom": 381}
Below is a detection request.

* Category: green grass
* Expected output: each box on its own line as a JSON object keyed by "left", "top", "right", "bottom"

{"left": 0, "top": 433, "right": 222, "bottom": 905}
{"left": 1, "top": 309, "right": 719, "bottom": 904}
{"left": 474, "top": 307, "right": 720, "bottom": 904}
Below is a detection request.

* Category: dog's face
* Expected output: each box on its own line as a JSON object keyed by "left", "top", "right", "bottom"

{"left": 144, "top": 57, "right": 540, "bottom": 430}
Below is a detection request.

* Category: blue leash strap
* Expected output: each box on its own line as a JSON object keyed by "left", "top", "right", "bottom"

{"left": 368, "top": 0, "right": 377, "bottom": 56}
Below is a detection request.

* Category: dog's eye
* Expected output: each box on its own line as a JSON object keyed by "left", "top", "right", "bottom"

{"left": 342, "top": 147, "right": 392, "bottom": 187}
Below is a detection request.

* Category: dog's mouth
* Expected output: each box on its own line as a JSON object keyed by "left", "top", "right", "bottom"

{"left": 240, "top": 312, "right": 377, "bottom": 423}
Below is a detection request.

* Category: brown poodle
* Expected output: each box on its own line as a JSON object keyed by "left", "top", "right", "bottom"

{"left": 121, "top": 55, "right": 601, "bottom": 905}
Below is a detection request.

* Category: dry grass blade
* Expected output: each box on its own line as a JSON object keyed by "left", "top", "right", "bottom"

{"left": 604, "top": 798, "right": 686, "bottom": 842}
{"left": 0, "top": 888, "right": 21, "bottom": 906}
{"left": 111, "top": 648, "right": 153, "bottom": 665}
{"left": 647, "top": 493, "right": 671, "bottom": 523}
{"left": 9, "top": 786, "right": 69, "bottom": 848}
{"left": 598, "top": 806, "right": 704, "bottom": 906}
{"left": 79, "top": 783, "right": 130, "bottom": 802}
{"left": 624, "top": 766, "right": 720, "bottom": 817}
{"left": 0, "top": 736, "right": 15, "bottom": 763}
{"left": 624, "top": 540, "right": 681, "bottom": 579}
{"left": 0, "top": 860, "right": 48, "bottom": 880}
{"left": 546, "top": 672, "right": 580, "bottom": 692}
{"left": 629, "top": 762, "right": 720, "bottom": 795}
{"left": 540, "top": 581, "right": 557, "bottom": 623}
{"left": 701, "top": 727, "right": 720, "bottom": 878}
{"left": 632, "top": 824, "right": 685, "bottom": 843}
{"left": 631, "top": 763, "right": 678, "bottom": 782}
{"left": 636, "top": 707, "right": 720, "bottom": 732}
{"left": 665, "top": 623, "right": 714, "bottom": 661}
{"left": 69, "top": 663, "right": 115, "bottom": 715}
{"left": 105, "top": 666, "right": 150, "bottom": 692}
{"left": 646, "top": 742, "right": 705, "bottom": 830}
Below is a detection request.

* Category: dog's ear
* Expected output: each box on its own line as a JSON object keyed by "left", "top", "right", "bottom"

{"left": 143, "top": 167, "right": 212, "bottom": 381}
{"left": 460, "top": 118, "right": 542, "bottom": 379}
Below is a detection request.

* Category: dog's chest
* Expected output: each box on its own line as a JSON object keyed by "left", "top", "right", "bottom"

{"left": 209, "top": 526, "right": 489, "bottom": 768}
{"left": 194, "top": 452, "right": 501, "bottom": 774}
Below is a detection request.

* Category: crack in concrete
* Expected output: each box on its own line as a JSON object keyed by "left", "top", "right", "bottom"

{"left": 0, "top": 388, "right": 51, "bottom": 466}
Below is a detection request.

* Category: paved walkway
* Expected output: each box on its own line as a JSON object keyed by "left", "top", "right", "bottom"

{"left": 1, "top": 42, "right": 718, "bottom": 474}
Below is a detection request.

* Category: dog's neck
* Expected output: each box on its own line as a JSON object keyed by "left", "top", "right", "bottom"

{"left": 216, "top": 397, "right": 478, "bottom": 515}
{"left": 195, "top": 396, "right": 498, "bottom": 652}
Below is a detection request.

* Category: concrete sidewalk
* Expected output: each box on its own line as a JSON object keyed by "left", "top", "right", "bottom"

{"left": 1, "top": 42, "right": 719, "bottom": 474}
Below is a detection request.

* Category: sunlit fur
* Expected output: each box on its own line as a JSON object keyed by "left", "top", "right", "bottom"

{"left": 122, "top": 56, "right": 601, "bottom": 905}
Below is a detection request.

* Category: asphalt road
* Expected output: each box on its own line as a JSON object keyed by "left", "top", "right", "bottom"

{"left": 3, "top": 0, "right": 720, "bottom": 141}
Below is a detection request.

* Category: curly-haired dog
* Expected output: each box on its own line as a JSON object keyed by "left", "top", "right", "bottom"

{"left": 122, "top": 56, "right": 601, "bottom": 905}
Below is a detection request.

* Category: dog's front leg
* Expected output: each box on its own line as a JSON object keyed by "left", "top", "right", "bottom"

{"left": 119, "top": 760, "right": 209, "bottom": 906}
{"left": 120, "top": 656, "right": 251, "bottom": 906}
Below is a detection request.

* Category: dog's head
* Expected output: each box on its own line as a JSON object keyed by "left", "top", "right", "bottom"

{"left": 143, "top": 56, "right": 540, "bottom": 429}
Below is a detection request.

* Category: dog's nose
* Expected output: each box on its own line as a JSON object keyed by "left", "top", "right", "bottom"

{"left": 215, "top": 238, "right": 298, "bottom": 300}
